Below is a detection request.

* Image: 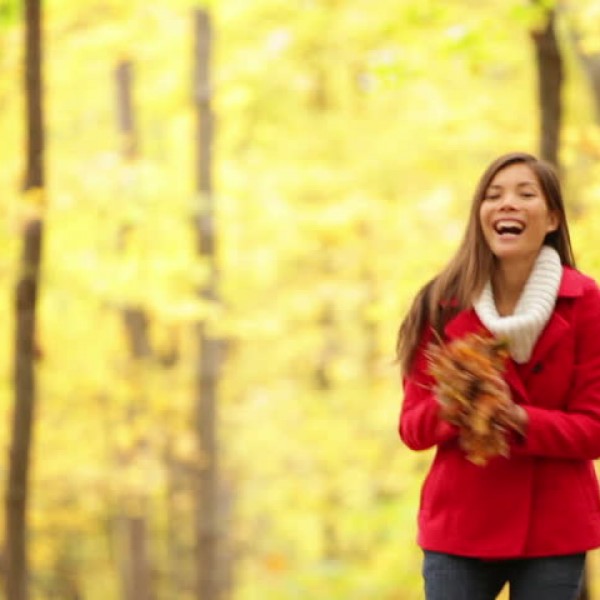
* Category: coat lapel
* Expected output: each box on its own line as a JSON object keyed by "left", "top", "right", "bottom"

{"left": 503, "top": 360, "right": 529, "bottom": 404}
{"left": 520, "top": 310, "right": 570, "bottom": 377}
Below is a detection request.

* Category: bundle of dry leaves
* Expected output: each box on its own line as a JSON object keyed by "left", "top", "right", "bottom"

{"left": 426, "top": 332, "right": 524, "bottom": 465}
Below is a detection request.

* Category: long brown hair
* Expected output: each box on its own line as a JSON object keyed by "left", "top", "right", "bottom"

{"left": 396, "top": 151, "right": 576, "bottom": 375}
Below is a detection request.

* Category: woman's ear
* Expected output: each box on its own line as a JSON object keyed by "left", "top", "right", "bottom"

{"left": 546, "top": 211, "right": 560, "bottom": 233}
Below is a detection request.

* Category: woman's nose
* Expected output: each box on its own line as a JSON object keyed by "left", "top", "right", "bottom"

{"left": 498, "top": 193, "right": 518, "bottom": 210}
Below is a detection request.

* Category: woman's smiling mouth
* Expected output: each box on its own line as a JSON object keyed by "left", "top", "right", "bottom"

{"left": 493, "top": 219, "right": 525, "bottom": 236}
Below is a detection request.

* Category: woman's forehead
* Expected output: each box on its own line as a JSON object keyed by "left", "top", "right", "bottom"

{"left": 489, "top": 162, "right": 538, "bottom": 186}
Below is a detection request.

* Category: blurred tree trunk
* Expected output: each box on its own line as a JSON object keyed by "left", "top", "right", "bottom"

{"left": 193, "top": 9, "right": 228, "bottom": 600}
{"left": 52, "top": 543, "right": 84, "bottom": 600}
{"left": 312, "top": 251, "right": 343, "bottom": 561}
{"left": 530, "top": 5, "right": 563, "bottom": 169}
{"left": 164, "top": 440, "right": 194, "bottom": 597}
{"left": 115, "top": 514, "right": 152, "bottom": 600}
{"left": 113, "top": 59, "right": 154, "bottom": 600}
{"left": 314, "top": 287, "right": 337, "bottom": 391}
{"left": 4, "top": 1, "right": 44, "bottom": 599}
{"left": 314, "top": 263, "right": 344, "bottom": 562}
{"left": 116, "top": 61, "right": 138, "bottom": 161}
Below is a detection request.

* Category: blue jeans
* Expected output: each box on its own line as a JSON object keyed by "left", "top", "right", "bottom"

{"left": 423, "top": 551, "right": 585, "bottom": 600}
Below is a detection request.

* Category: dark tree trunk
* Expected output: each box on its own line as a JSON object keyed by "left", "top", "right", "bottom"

{"left": 530, "top": 7, "right": 563, "bottom": 168}
{"left": 115, "top": 60, "right": 138, "bottom": 160}
{"left": 164, "top": 441, "right": 193, "bottom": 597}
{"left": 193, "top": 9, "right": 225, "bottom": 600}
{"left": 5, "top": 1, "right": 44, "bottom": 599}
{"left": 124, "top": 516, "right": 152, "bottom": 600}
{"left": 113, "top": 59, "right": 154, "bottom": 600}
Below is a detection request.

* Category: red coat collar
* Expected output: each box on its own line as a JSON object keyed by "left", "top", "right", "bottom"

{"left": 558, "top": 266, "right": 584, "bottom": 298}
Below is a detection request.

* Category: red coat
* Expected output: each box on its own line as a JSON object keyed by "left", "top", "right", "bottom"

{"left": 399, "top": 267, "right": 600, "bottom": 558}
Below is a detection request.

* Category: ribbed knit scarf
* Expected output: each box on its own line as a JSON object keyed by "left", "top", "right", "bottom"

{"left": 473, "top": 245, "right": 562, "bottom": 364}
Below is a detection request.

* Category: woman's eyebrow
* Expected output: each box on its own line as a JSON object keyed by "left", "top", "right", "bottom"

{"left": 516, "top": 181, "right": 539, "bottom": 188}
{"left": 487, "top": 181, "right": 539, "bottom": 189}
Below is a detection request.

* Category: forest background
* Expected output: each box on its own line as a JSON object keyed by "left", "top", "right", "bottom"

{"left": 3, "top": 0, "right": 600, "bottom": 599}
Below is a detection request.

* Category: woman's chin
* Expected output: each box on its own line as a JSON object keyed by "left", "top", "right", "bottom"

{"left": 491, "top": 245, "right": 539, "bottom": 265}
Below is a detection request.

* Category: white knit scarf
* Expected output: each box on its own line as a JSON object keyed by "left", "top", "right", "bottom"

{"left": 473, "top": 245, "right": 562, "bottom": 363}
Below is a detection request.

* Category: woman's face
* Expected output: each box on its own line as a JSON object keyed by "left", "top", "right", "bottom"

{"left": 479, "top": 162, "right": 559, "bottom": 266}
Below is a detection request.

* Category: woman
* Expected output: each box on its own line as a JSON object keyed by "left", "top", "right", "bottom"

{"left": 397, "top": 152, "right": 600, "bottom": 600}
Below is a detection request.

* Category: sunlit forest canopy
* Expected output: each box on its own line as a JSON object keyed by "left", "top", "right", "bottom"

{"left": 3, "top": 0, "right": 600, "bottom": 598}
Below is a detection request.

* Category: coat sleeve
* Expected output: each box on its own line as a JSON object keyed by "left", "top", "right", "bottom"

{"left": 513, "top": 281, "right": 600, "bottom": 460}
{"left": 398, "top": 327, "right": 458, "bottom": 451}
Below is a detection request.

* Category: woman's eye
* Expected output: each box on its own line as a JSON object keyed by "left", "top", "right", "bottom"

{"left": 484, "top": 195, "right": 500, "bottom": 201}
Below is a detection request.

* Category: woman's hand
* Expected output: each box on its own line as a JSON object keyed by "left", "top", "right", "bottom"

{"left": 493, "top": 398, "right": 528, "bottom": 437}
{"left": 507, "top": 403, "right": 529, "bottom": 434}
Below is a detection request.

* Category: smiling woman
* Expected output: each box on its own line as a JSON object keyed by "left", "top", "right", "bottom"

{"left": 395, "top": 152, "right": 600, "bottom": 600}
